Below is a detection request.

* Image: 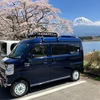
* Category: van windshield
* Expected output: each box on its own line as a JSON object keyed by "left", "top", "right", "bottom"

{"left": 9, "top": 43, "right": 30, "bottom": 59}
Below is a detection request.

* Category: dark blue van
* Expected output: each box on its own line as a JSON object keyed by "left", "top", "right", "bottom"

{"left": 0, "top": 32, "right": 84, "bottom": 97}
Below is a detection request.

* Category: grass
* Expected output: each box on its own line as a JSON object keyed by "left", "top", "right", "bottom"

{"left": 84, "top": 61, "right": 88, "bottom": 66}
{"left": 94, "top": 77, "right": 100, "bottom": 81}
{"left": 81, "top": 74, "right": 100, "bottom": 81}
{"left": 84, "top": 61, "right": 89, "bottom": 68}
{"left": 81, "top": 73, "right": 100, "bottom": 81}
{"left": 82, "top": 61, "right": 100, "bottom": 81}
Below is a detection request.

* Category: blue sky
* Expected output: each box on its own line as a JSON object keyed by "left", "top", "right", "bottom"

{"left": 49, "top": 0, "right": 100, "bottom": 22}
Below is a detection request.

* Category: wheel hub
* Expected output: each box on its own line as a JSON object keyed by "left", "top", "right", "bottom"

{"left": 14, "top": 83, "right": 26, "bottom": 96}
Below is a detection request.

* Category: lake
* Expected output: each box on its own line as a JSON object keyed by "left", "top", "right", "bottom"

{"left": 83, "top": 41, "right": 100, "bottom": 54}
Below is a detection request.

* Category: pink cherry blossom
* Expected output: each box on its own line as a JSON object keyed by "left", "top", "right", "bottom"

{"left": 0, "top": 0, "right": 73, "bottom": 40}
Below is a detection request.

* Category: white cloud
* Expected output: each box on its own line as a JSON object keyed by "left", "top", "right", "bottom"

{"left": 93, "top": 21, "right": 100, "bottom": 26}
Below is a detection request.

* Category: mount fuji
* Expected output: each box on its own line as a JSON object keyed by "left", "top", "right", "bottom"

{"left": 73, "top": 17, "right": 93, "bottom": 26}
{"left": 72, "top": 17, "right": 100, "bottom": 36}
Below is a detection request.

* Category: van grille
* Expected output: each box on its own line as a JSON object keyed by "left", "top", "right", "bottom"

{"left": 0, "top": 62, "right": 6, "bottom": 79}
{"left": 0, "top": 61, "right": 6, "bottom": 70}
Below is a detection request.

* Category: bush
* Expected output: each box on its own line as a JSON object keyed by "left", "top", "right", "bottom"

{"left": 85, "top": 51, "right": 100, "bottom": 70}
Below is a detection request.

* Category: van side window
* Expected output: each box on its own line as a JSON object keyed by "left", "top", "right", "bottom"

{"left": 52, "top": 44, "right": 67, "bottom": 55}
{"left": 11, "top": 43, "right": 17, "bottom": 51}
{"left": 70, "top": 43, "right": 80, "bottom": 54}
{"left": 30, "top": 45, "right": 47, "bottom": 57}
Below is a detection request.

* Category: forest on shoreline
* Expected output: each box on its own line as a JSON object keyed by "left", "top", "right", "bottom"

{"left": 79, "top": 36, "right": 100, "bottom": 41}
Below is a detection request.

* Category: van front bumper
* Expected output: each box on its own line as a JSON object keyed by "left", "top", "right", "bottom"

{"left": 0, "top": 76, "right": 11, "bottom": 88}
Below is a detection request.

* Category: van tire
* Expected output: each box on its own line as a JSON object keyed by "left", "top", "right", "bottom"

{"left": 10, "top": 80, "right": 29, "bottom": 98}
{"left": 71, "top": 70, "right": 80, "bottom": 81}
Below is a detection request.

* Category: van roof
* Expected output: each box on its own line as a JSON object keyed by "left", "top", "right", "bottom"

{"left": 0, "top": 40, "right": 19, "bottom": 43}
{"left": 21, "top": 35, "right": 81, "bottom": 43}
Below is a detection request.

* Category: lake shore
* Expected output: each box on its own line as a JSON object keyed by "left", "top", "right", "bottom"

{"left": 79, "top": 36, "right": 100, "bottom": 41}
{"left": 82, "top": 41, "right": 100, "bottom": 54}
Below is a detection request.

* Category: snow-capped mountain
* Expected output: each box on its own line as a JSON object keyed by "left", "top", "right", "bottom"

{"left": 73, "top": 17, "right": 100, "bottom": 36}
{"left": 73, "top": 17, "right": 93, "bottom": 26}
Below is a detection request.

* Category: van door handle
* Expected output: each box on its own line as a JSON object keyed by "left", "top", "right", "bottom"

{"left": 43, "top": 60, "right": 48, "bottom": 64}
{"left": 52, "top": 58, "right": 56, "bottom": 64}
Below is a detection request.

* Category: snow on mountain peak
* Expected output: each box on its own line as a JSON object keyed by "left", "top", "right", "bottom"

{"left": 74, "top": 17, "right": 93, "bottom": 26}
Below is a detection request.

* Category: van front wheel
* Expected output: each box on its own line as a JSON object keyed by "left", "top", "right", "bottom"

{"left": 71, "top": 70, "right": 80, "bottom": 81}
{"left": 10, "top": 80, "right": 29, "bottom": 97}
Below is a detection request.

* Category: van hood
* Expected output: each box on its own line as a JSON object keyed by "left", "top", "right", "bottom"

{"left": 1, "top": 57, "right": 20, "bottom": 64}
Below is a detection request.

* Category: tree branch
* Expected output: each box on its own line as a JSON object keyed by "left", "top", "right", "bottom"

{"left": 0, "top": 16, "right": 12, "bottom": 28}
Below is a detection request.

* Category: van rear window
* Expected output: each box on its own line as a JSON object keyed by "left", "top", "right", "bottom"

{"left": 10, "top": 43, "right": 17, "bottom": 51}
{"left": 70, "top": 43, "right": 80, "bottom": 54}
{"left": 0, "top": 43, "right": 7, "bottom": 54}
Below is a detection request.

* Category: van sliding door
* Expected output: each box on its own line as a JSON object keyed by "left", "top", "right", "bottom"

{"left": 48, "top": 43, "right": 71, "bottom": 80}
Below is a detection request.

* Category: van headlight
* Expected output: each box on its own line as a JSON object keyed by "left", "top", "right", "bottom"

{"left": 5, "top": 64, "right": 14, "bottom": 76}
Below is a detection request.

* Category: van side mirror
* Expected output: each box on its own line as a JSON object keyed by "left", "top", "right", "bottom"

{"left": 27, "top": 54, "right": 35, "bottom": 59}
